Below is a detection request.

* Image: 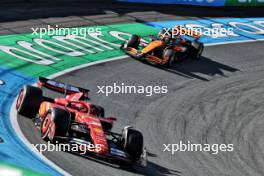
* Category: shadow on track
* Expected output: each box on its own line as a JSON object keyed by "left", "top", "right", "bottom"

{"left": 67, "top": 150, "right": 181, "bottom": 176}
{"left": 138, "top": 56, "right": 239, "bottom": 81}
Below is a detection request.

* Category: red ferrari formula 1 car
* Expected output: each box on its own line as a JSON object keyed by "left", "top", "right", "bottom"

{"left": 121, "top": 26, "right": 204, "bottom": 67}
{"left": 16, "top": 77, "right": 147, "bottom": 167}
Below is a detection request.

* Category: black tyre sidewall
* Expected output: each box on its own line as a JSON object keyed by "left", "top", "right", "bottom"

{"left": 17, "top": 85, "right": 42, "bottom": 118}
{"left": 189, "top": 41, "right": 204, "bottom": 59}
{"left": 123, "top": 128, "right": 144, "bottom": 159}
{"left": 127, "top": 35, "right": 140, "bottom": 49}
{"left": 51, "top": 108, "right": 70, "bottom": 137}
{"left": 196, "top": 43, "right": 204, "bottom": 59}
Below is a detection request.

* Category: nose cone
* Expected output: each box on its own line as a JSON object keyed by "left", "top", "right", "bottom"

{"left": 89, "top": 123, "right": 109, "bottom": 154}
{"left": 96, "top": 144, "right": 108, "bottom": 154}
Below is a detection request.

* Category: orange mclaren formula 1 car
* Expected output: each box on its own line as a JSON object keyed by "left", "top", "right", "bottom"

{"left": 121, "top": 26, "right": 204, "bottom": 66}
{"left": 16, "top": 77, "right": 147, "bottom": 167}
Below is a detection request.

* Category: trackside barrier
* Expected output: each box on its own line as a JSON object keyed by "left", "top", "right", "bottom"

{"left": 225, "top": 0, "right": 264, "bottom": 6}
{"left": 118, "top": 0, "right": 225, "bottom": 6}
{"left": 119, "top": 0, "right": 264, "bottom": 6}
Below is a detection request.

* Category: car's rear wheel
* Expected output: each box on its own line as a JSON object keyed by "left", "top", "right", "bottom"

{"left": 16, "top": 85, "right": 42, "bottom": 118}
{"left": 122, "top": 126, "right": 144, "bottom": 159}
{"left": 41, "top": 108, "right": 70, "bottom": 142}
{"left": 127, "top": 35, "right": 140, "bottom": 49}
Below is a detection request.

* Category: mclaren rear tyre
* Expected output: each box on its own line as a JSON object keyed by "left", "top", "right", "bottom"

{"left": 16, "top": 85, "right": 42, "bottom": 118}
{"left": 127, "top": 35, "right": 141, "bottom": 49}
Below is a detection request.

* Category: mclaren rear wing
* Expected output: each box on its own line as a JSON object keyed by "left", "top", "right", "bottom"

{"left": 38, "top": 77, "right": 89, "bottom": 98}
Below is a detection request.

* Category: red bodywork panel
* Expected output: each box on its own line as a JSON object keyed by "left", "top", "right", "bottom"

{"left": 39, "top": 92, "right": 114, "bottom": 155}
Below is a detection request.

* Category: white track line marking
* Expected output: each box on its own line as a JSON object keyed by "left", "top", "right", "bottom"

{"left": 10, "top": 98, "right": 72, "bottom": 176}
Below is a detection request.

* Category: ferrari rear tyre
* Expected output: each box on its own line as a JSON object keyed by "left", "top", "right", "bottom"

{"left": 41, "top": 108, "right": 70, "bottom": 142}
{"left": 16, "top": 85, "right": 42, "bottom": 118}
{"left": 127, "top": 35, "right": 140, "bottom": 49}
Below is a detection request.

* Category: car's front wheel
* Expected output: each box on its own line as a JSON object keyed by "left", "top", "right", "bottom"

{"left": 40, "top": 108, "right": 70, "bottom": 142}
{"left": 122, "top": 126, "right": 144, "bottom": 160}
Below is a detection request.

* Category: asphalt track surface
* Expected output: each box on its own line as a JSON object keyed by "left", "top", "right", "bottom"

{"left": 18, "top": 41, "right": 264, "bottom": 176}
{"left": 10, "top": 1, "right": 264, "bottom": 176}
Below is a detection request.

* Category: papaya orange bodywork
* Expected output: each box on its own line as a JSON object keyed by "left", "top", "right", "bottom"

{"left": 142, "top": 40, "right": 163, "bottom": 54}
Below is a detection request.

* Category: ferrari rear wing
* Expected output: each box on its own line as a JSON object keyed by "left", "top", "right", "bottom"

{"left": 38, "top": 77, "right": 89, "bottom": 98}
{"left": 173, "top": 25, "right": 201, "bottom": 39}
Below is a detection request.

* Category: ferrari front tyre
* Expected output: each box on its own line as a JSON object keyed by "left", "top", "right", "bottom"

{"left": 127, "top": 35, "right": 140, "bottom": 49}
{"left": 16, "top": 85, "right": 42, "bottom": 118}
{"left": 122, "top": 126, "right": 144, "bottom": 159}
{"left": 41, "top": 108, "right": 70, "bottom": 142}
{"left": 163, "top": 49, "right": 175, "bottom": 67}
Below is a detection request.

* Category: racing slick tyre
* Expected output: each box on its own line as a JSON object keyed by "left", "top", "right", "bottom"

{"left": 122, "top": 126, "right": 144, "bottom": 159}
{"left": 41, "top": 108, "right": 70, "bottom": 142}
{"left": 190, "top": 41, "right": 204, "bottom": 60}
{"left": 163, "top": 49, "right": 175, "bottom": 67}
{"left": 16, "top": 85, "right": 42, "bottom": 118}
{"left": 127, "top": 35, "right": 140, "bottom": 49}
